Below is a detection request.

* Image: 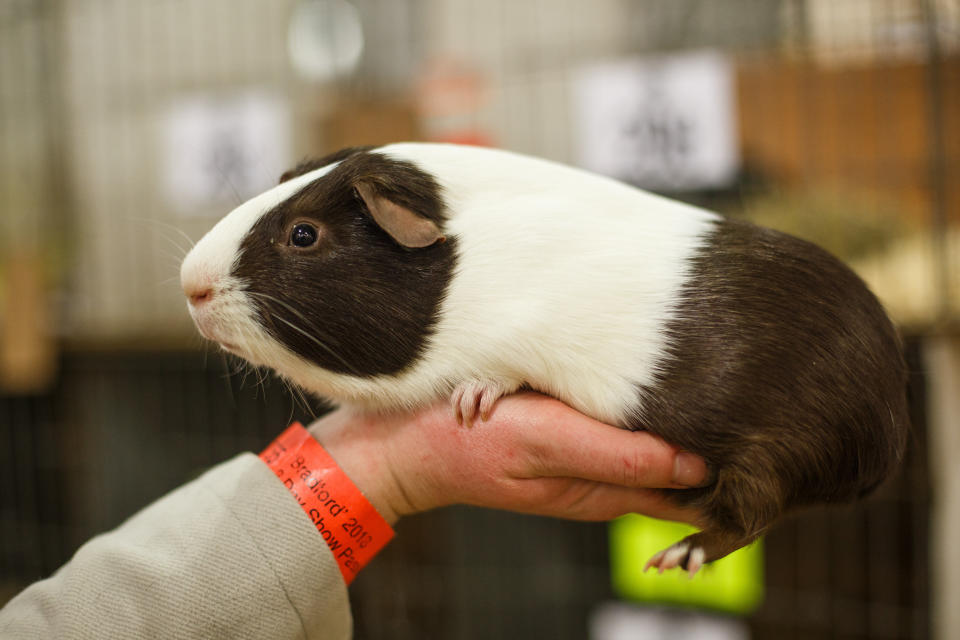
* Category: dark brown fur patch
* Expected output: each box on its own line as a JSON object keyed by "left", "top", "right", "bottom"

{"left": 234, "top": 149, "right": 456, "bottom": 377}
{"left": 279, "top": 147, "right": 374, "bottom": 184}
{"left": 634, "top": 218, "right": 909, "bottom": 562}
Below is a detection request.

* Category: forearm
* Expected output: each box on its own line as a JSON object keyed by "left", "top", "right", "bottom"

{"left": 0, "top": 454, "right": 351, "bottom": 640}
{"left": 1, "top": 394, "right": 706, "bottom": 639}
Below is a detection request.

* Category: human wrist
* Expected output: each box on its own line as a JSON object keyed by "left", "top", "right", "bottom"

{"left": 260, "top": 421, "right": 396, "bottom": 583}
{"left": 305, "top": 408, "right": 412, "bottom": 526}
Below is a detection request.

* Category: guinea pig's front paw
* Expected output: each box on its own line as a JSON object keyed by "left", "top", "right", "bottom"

{"left": 450, "top": 379, "right": 519, "bottom": 427}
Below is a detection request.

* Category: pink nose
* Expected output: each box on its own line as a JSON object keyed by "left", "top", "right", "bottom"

{"left": 186, "top": 285, "right": 213, "bottom": 306}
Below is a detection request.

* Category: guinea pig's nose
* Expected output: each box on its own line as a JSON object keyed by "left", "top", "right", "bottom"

{"left": 186, "top": 285, "right": 214, "bottom": 307}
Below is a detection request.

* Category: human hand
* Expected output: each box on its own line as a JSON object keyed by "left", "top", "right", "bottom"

{"left": 307, "top": 392, "right": 708, "bottom": 527}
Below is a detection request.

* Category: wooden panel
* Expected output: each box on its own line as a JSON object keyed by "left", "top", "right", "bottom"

{"left": 736, "top": 57, "right": 960, "bottom": 224}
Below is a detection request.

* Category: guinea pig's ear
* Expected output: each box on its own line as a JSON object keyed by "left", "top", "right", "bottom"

{"left": 355, "top": 182, "right": 446, "bottom": 249}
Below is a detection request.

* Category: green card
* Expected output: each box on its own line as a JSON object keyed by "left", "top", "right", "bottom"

{"left": 609, "top": 514, "right": 764, "bottom": 614}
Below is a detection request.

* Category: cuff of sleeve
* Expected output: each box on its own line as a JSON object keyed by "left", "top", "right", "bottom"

{"left": 204, "top": 453, "right": 352, "bottom": 639}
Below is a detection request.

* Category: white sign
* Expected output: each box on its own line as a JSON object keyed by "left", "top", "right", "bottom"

{"left": 163, "top": 91, "right": 291, "bottom": 215}
{"left": 574, "top": 51, "right": 739, "bottom": 191}
{"left": 590, "top": 603, "right": 749, "bottom": 640}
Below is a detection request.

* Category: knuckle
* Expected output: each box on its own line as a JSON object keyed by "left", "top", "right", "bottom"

{"left": 623, "top": 448, "right": 654, "bottom": 487}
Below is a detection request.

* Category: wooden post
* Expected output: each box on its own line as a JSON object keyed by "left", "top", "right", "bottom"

{"left": 0, "top": 253, "right": 57, "bottom": 393}
{"left": 925, "top": 334, "right": 960, "bottom": 640}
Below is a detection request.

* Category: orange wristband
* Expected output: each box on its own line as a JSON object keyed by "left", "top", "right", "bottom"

{"left": 259, "top": 422, "right": 395, "bottom": 584}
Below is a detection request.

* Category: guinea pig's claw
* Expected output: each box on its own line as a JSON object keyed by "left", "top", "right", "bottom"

{"left": 643, "top": 549, "right": 667, "bottom": 573}
{"left": 451, "top": 386, "right": 466, "bottom": 426}
{"left": 643, "top": 541, "right": 705, "bottom": 578}
{"left": 451, "top": 379, "right": 513, "bottom": 428}
{"left": 686, "top": 547, "right": 706, "bottom": 577}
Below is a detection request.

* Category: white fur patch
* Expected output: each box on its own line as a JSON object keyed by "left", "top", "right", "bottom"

{"left": 368, "top": 143, "right": 718, "bottom": 424}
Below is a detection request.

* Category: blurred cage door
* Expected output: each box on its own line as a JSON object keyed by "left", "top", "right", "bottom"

{"left": 3, "top": 0, "right": 957, "bottom": 347}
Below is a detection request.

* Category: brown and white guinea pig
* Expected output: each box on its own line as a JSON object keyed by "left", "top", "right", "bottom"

{"left": 180, "top": 143, "right": 909, "bottom": 575}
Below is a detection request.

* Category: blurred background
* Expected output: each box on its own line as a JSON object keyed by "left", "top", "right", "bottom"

{"left": 1, "top": 0, "right": 958, "bottom": 637}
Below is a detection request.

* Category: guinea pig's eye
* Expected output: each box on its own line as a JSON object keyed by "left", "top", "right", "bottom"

{"left": 290, "top": 223, "right": 318, "bottom": 248}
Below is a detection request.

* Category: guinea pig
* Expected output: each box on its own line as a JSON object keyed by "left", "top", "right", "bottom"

{"left": 180, "top": 143, "right": 908, "bottom": 575}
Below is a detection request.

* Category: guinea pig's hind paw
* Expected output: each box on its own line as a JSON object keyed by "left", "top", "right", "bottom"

{"left": 451, "top": 379, "right": 513, "bottom": 427}
{"left": 643, "top": 542, "right": 705, "bottom": 577}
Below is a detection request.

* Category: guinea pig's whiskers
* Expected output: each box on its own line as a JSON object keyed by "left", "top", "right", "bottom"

{"left": 231, "top": 324, "right": 269, "bottom": 395}
{"left": 273, "top": 314, "right": 359, "bottom": 377}
{"left": 227, "top": 314, "right": 315, "bottom": 416}
{"left": 248, "top": 292, "right": 360, "bottom": 376}
{"left": 231, "top": 356, "right": 251, "bottom": 389}
{"left": 131, "top": 218, "right": 198, "bottom": 294}
{"left": 229, "top": 353, "right": 262, "bottom": 398}
{"left": 230, "top": 354, "right": 261, "bottom": 401}
{"left": 254, "top": 365, "right": 269, "bottom": 395}
{"left": 214, "top": 350, "right": 243, "bottom": 409}
{"left": 131, "top": 217, "right": 196, "bottom": 258}
{"left": 164, "top": 255, "right": 191, "bottom": 276}
{"left": 211, "top": 161, "right": 243, "bottom": 206}
{"left": 246, "top": 333, "right": 276, "bottom": 397}
{"left": 284, "top": 378, "right": 319, "bottom": 422}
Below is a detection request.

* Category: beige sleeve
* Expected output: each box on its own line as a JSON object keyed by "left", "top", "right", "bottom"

{"left": 0, "top": 453, "right": 352, "bottom": 639}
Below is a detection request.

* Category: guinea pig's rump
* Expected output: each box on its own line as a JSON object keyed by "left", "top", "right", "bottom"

{"left": 637, "top": 218, "right": 909, "bottom": 571}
